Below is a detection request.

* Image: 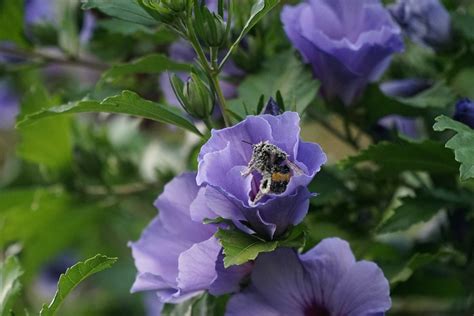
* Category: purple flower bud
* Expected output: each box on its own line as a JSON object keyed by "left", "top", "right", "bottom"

{"left": 261, "top": 98, "right": 282, "bottom": 116}
{"left": 281, "top": 0, "right": 404, "bottom": 105}
{"left": 380, "top": 78, "right": 432, "bottom": 98}
{"left": 226, "top": 238, "right": 391, "bottom": 316}
{"left": 0, "top": 80, "right": 19, "bottom": 130}
{"left": 453, "top": 98, "right": 474, "bottom": 129}
{"left": 389, "top": 0, "right": 451, "bottom": 49}
{"left": 129, "top": 173, "right": 251, "bottom": 303}
{"left": 194, "top": 112, "right": 327, "bottom": 239}
{"left": 377, "top": 115, "right": 420, "bottom": 139}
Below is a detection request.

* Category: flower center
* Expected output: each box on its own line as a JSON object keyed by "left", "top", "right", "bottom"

{"left": 304, "top": 304, "right": 330, "bottom": 316}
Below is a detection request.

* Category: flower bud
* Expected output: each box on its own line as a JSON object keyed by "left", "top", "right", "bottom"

{"left": 194, "top": 6, "right": 227, "bottom": 48}
{"left": 160, "top": 0, "right": 186, "bottom": 12}
{"left": 138, "top": 0, "right": 186, "bottom": 24}
{"left": 453, "top": 98, "right": 474, "bottom": 129}
{"left": 170, "top": 73, "right": 214, "bottom": 119}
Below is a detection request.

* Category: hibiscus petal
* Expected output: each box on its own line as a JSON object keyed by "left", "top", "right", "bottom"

{"left": 329, "top": 261, "right": 391, "bottom": 316}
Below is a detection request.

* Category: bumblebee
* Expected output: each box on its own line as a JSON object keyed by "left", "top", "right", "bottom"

{"left": 241, "top": 141, "right": 302, "bottom": 203}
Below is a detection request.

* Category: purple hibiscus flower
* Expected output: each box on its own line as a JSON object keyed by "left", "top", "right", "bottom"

{"left": 281, "top": 0, "right": 404, "bottom": 105}
{"left": 192, "top": 112, "right": 327, "bottom": 239}
{"left": 159, "top": 40, "right": 240, "bottom": 107}
{"left": 226, "top": 238, "right": 391, "bottom": 316}
{"left": 376, "top": 79, "right": 432, "bottom": 139}
{"left": 389, "top": 0, "right": 451, "bottom": 50}
{"left": 129, "top": 172, "right": 252, "bottom": 303}
{"left": 0, "top": 81, "right": 20, "bottom": 129}
{"left": 453, "top": 98, "right": 474, "bottom": 129}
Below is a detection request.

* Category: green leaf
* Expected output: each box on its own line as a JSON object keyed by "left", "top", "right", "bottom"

{"left": 17, "top": 90, "right": 203, "bottom": 136}
{"left": 232, "top": 0, "right": 279, "bottom": 48}
{"left": 97, "top": 18, "right": 155, "bottom": 35}
{"left": 362, "top": 82, "right": 454, "bottom": 123}
{"left": 308, "top": 168, "right": 349, "bottom": 206}
{"left": 229, "top": 51, "right": 319, "bottom": 116}
{"left": 396, "top": 81, "right": 455, "bottom": 109}
{"left": 363, "top": 85, "right": 423, "bottom": 123}
{"left": 82, "top": 0, "right": 157, "bottom": 26}
{"left": 57, "top": 0, "right": 80, "bottom": 56}
{"left": 390, "top": 253, "right": 437, "bottom": 285}
{"left": 341, "top": 140, "right": 458, "bottom": 175}
{"left": 40, "top": 254, "right": 117, "bottom": 316}
{"left": 277, "top": 225, "right": 306, "bottom": 249}
{"left": 433, "top": 115, "right": 474, "bottom": 181}
{"left": 452, "top": 12, "right": 474, "bottom": 42}
{"left": 100, "top": 53, "right": 191, "bottom": 85}
{"left": 0, "top": 256, "right": 23, "bottom": 316}
{"left": 162, "top": 293, "right": 228, "bottom": 316}
{"left": 0, "top": 0, "right": 26, "bottom": 46}
{"left": 16, "top": 84, "right": 73, "bottom": 169}
{"left": 0, "top": 188, "right": 112, "bottom": 283}
{"left": 378, "top": 196, "right": 445, "bottom": 233}
{"left": 215, "top": 225, "right": 306, "bottom": 268}
{"left": 215, "top": 229, "right": 278, "bottom": 268}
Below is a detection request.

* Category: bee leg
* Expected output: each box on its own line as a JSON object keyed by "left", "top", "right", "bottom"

{"left": 252, "top": 191, "right": 265, "bottom": 204}
{"left": 241, "top": 163, "right": 256, "bottom": 177}
{"left": 252, "top": 177, "right": 270, "bottom": 204}
{"left": 286, "top": 160, "right": 304, "bottom": 175}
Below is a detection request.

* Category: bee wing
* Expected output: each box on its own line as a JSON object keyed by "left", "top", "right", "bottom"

{"left": 286, "top": 160, "right": 304, "bottom": 175}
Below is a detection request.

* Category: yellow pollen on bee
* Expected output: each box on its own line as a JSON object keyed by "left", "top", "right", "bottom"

{"left": 271, "top": 172, "right": 291, "bottom": 182}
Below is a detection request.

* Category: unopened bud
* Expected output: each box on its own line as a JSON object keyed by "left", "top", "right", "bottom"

{"left": 138, "top": 0, "right": 186, "bottom": 24}
{"left": 195, "top": 7, "right": 227, "bottom": 48}
{"left": 454, "top": 98, "right": 474, "bottom": 129}
{"left": 170, "top": 73, "right": 214, "bottom": 119}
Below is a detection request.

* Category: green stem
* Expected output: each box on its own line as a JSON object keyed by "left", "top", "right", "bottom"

{"left": 210, "top": 47, "right": 219, "bottom": 71}
{"left": 185, "top": 14, "right": 213, "bottom": 74}
{"left": 342, "top": 110, "right": 361, "bottom": 150}
{"left": 203, "top": 116, "right": 215, "bottom": 131}
{"left": 313, "top": 115, "right": 359, "bottom": 151}
{"left": 210, "top": 74, "right": 231, "bottom": 127}
{"left": 0, "top": 46, "right": 108, "bottom": 71}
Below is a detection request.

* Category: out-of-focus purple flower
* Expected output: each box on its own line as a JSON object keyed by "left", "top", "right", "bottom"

{"left": 34, "top": 254, "right": 77, "bottom": 299}
{"left": 79, "top": 11, "right": 97, "bottom": 44}
{"left": 453, "top": 98, "right": 474, "bottom": 129}
{"left": 380, "top": 78, "right": 432, "bottom": 98}
{"left": 0, "top": 81, "right": 19, "bottom": 129}
{"left": 389, "top": 0, "right": 451, "bottom": 49}
{"left": 281, "top": 0, "right": 404, "bottom": 105}
{"left": 193, "top": 112, "right": 327, "bottom": 239}
{"left": 226, "top": 238, "right": 391, "bottom": 316}
{"left": 24, "top": 0, "right": 57, "bottom": 27}
{"left": 160, "top": 40, "right": 240, "bottom": 107}
{"left": 24, "top": 0, "right": 96, "bottom": 44}
{"left": 376, "top": 79, "right": 432, "bottom": 138}
{"left": 377, "top": 115, "right": 419, "bottom": 138}
{"left": 129, "top": 172, "right": 251, "bottom": 303}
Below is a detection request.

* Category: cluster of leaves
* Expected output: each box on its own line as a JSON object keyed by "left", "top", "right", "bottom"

{"left": 1, "top": 0, "right": 474, "bottom": 315}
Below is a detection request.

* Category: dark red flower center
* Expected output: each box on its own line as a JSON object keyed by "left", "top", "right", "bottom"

{"left": 304, "top": 304, "right": 330, "bottom": 316}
